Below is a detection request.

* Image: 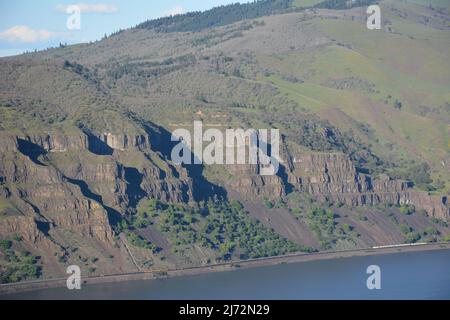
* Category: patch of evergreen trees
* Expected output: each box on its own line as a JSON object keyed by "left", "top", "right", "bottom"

{"left": 315, "top": 0, "right": 378, "bottom": 10}
{"left": 137, "top": 0, "right": 294, "bottom": 33}
{"left": 137, "top": 0, "right": 378, "bottom": 33}
{"left": 133, "top": 198, "right": 315, "bottom": 261}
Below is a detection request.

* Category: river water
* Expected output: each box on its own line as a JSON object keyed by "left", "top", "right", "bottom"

{"left": 2, "top": 249, "right": 450, "bottom": 300}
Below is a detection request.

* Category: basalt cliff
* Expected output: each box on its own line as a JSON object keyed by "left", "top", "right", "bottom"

{"left": 1, "top": 0, "right": 449, "bottom": 282}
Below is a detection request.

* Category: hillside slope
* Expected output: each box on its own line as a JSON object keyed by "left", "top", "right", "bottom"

{"left": 0, "top": 0, "right": 449, "bottom": 283}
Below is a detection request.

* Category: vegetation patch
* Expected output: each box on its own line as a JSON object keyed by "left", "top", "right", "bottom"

{"left": 129, "top": 198, "right": 314, "bottom": 262}
{"left": 0, "top": 237, "right": 41, "bottom": 284}
{"left": 137, "top": 0, "right": 293, "bottom": 33}
{"left": 306, "top": 207, "right": 358, "bottom": 250}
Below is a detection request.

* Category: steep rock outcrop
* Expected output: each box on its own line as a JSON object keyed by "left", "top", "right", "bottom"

{"left": 0, "top": 127, "right": 199, "bottom": 279}
{"left": 225, "top": 164, "right": 285, "bottom": 198}
{"left": 22, "top": 135, "right": 88, "bottom": 152}
{"left": 98, "top": 133, "right": 150, "bottom": 151}
{"left": 0, "top": 149, "right": 116, "bottom": 244}
{"left": 221, "top": 147, "right": 448, "bottom": 221}
{"left": 287, "top": 153, "right": 449, "bottom": 220}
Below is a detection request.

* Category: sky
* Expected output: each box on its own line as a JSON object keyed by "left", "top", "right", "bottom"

{"left": 0, "top": 0, "right": 249, "bottom": 57}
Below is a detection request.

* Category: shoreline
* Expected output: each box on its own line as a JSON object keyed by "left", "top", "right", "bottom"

{"left": 1, "top": 242, "right": 449, "bottom": 297}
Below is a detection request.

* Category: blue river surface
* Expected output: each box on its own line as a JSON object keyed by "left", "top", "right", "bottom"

{"left": 2, "top": 249, "right": 450, "bottom": 300}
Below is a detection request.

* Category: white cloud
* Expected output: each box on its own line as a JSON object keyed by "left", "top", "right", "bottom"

{"left": 0, "top": 26, "right": 55, "bottom": 43}
{"left": 56, "top": 3, "right": 119, "bottom": 14}
{"left": 164, "top": 5, "right": 185, "bottom": 17}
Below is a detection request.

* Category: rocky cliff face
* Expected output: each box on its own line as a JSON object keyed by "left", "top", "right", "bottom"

{"left": 20, "top": 135, "right": 89, "bottom": 153}
{"left": 0, "top": 126, "right": 195, "bottom": 278}
{"left": 1, "top": 126, "right": 448, "bottom": 281}
{"left": 220, "top": 147, "right": 449, "bottom": 221}
{"left": 287, "top": 153, "right": 449, "bottom": 220}
{"left": 0, "top": 141, "right": 115, "bottom": 243}
{"left": 2, "top": 2, "right": 448, "bottom": 284}
{"left": 224, "top": 164, "right": 285, "bottom": 198}
{"left": 16, "top": 132, "right": 151, "bottom": 154}
{"left": 98, "top": 133, "right": 150, "bottom": 151}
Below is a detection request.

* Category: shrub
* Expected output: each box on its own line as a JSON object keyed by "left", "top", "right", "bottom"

{"left": 399, "top": 205, "right": 414, "bottom": 215}
{"left": 358, "top": 214, "right": 368, "bottom": 221}
{"left": 262, "top": 197, "right": 274, "bottom": 209}
{"left": 11, "top": 234, "right": 22, "bottom": 242}
{"left": 127, "top": 232, "right": 150, "bottom": 248}
{"left": 399, "top": 224, "right": 413, "bottom": 234}
{"left": 342, "top": 223, "right": 353, "bottom": 233}
{"left": 422, "top": 227, "right": 439, "bottom": 236}
{"left": 90, "top": 257, "right": 98, "bottom": 263}
{"left": 0, "top": 239, "right": 12, "bottom": 251}
{"left": 405, "top": 232, "right": 421, "bottom": 244}
{"left": 431, "top": 218, "right": 448, "bottom": 228}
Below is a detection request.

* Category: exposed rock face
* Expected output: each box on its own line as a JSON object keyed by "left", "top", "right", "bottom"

{"left": 287, "top": 153, "right": 449, "bottom": 221}
{"left": 1, "top": 129, "right": 192, "bottom": 206}
{"left": 218, "top": 145, "right": 448, "bottom": 221}
{"left": 1, "top": 126, "right": 448, "bottom": 281}
{"left": 0, "top": 127, "right": 195, "bottom": 278}
{"left": 221, "top": 131, "right": 285, "bottom": 198}
{"left": 12, "top": 132, "right": 152, "bottom": 154}
{"left": 0, "top": 216, "right": 50, "bottom": 244}
{"left": 0, "top": 136, "right": 20, "bottom": 152}
{"left": 98, "top": 133, "right": 150, "bottom": 151}
{"left": 22, "top": 135, "right": 89, "bottom": 152}
{"left": 0, "top": 147, "right": 116, "bottom": 244}
{"left": 49, "top": 200, "right": 116, "bottom": 244}
{"left": 225, "top": 164, "right": 285, "bottom": 198}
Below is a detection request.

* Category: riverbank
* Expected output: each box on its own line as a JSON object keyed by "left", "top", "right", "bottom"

{"left": 1, "top": 242, "right": 449, "bottom": 297}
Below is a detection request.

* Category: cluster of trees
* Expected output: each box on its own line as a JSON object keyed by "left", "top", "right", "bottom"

{"left": 114, "top": 199, "right": 160, "bottom": 253}
{"left": 106, "top": 55, "right": 196, "bottom": 82}
{"left": 130, "top": 199, "right": 201, "bottom": 247}
{"left": 399, "top": 205, "right": 415, "bottom": 216}
{"left": 431, "top": 217, "right": 448, "bottom": 228}
{"left": 137, "top": 0, "right": 293, "bottom": 33}
{"left": 389, "top": 162, "right": 434, "bottom": 191}
{"left": 307, "top": 208, "right": 337, "bottom": 245}
{"left": 192, "top": 24, "right": 252, "bottom": 47}
{"left": 399, "top": 224, "right": 421, "bottom": 244}
{"left": 107, "top": 63, "right": 140, "bottom": 81}
{"left": 63, "top": 60, "right": 100, "bottom": 88}
{"left": 0, "top": 239, "right": 41, "bottom": 283}
{"left": 126, "top": 232, "right": 158, "bottom": 253}
{"left": 132, "top": 198, "right": 314, "bottom": 261}
{"left": 315, "top": 0, "right": 377, "bottom": 10}
{"left": 199, "top": 199, "right": 314, "bottom": 260}
{"left": 0, "top": 239, "right": 12, "bottom": 251}
{"left": 399, "top": 223, "right": 440, "bottom": 244}
{"left": 263, "top": 197, "right": 288, "bottom": 210}
{"left": 406, "top": 162, "right": 433, "bottom": 190}
{"left": 306, "top": 207, "right": 356, "bottom": 250}
{"left": 156, "top": 205, "right": 199, "bottom": 246}
{"left": 262, "top": 197, "right": 274, "bottom": 209}
{"left": 137, "top": 0, "right": 377, "bottom": 33}
{"left": 281, "top": 74, "right": 303, "bottom": 84}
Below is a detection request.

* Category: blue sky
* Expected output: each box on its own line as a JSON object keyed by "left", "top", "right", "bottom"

{"left": 0, "top": 0, "right": 249, "bottom": 57}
